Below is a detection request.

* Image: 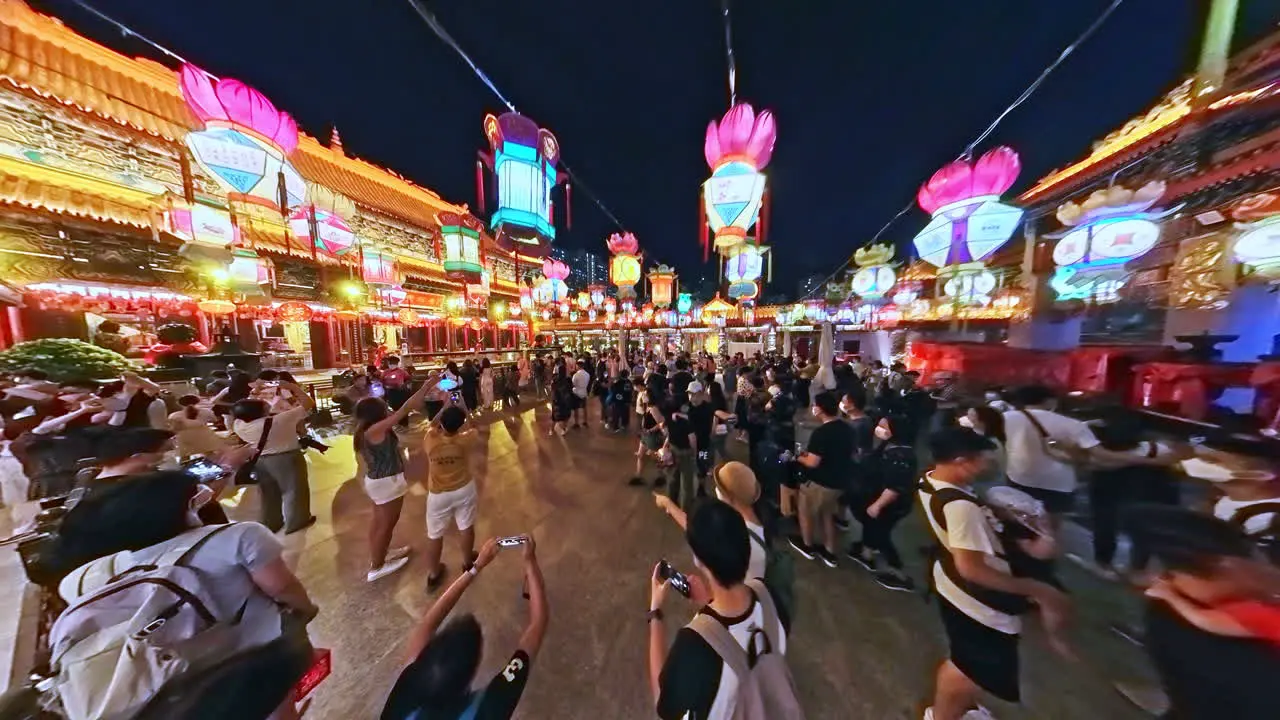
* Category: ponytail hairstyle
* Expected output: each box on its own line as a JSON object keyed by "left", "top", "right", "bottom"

{"left": 352, "top": 396, "right": 390, "bottom": 452}
{"left": 178, "top": 394, "right": 201, "bottom": 420}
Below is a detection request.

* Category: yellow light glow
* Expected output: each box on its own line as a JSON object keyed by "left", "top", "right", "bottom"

{"left": 342, "top": 282, "right": 363, "bottom": 297}
{"left": 208, "top": 268, "right": 230, "bottom": 284}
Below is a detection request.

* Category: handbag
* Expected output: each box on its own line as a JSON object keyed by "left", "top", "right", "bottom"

{"left": 234, "top": 417, "right": 273, "bottom": 486}
{"left": 1019, "top": 410, "right": 1089, "bottom": 465}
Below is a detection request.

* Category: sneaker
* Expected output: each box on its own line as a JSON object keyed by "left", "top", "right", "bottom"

{"left": 386, "top": 546, "right": 410, "bottom": 562}
{"left": 366, "top": 556, "right": 410, "bottom": 583}
{"left": 874, "top": 572, "right": 915, "bottom": 592}
{"left": 923, "top": 708, "right": 934, "bottom": 720}
{"left": 815, "top": 547, "right": 838, "bottom": 568}
{"left": 788, "top": 536, "right": 816, "bottom": 560}
{"left": 426, "top": 564, "right": 447, "bottom": 592}
{"left": 963, "top": 706, "right": 996, "bottom": 720}
{"left": 845, "top": 543, "right": 877, "bottom": 572}
{"left": 834, "top": 516, "right": 850, "bottom": 531}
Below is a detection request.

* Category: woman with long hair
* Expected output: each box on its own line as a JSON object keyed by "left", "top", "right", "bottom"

{"left": 847, "top": 412, "right": 918, "bottom": 592}
{"left": 549, "top": 364, "right": 573, "bottom": 437}
{"left": 168, "top": 394, "right": 222, "bottom": 459}
{"left": 354, "top": 376, "right": 439, "bottom": 582}
{"left": 478, "top": 358, "right": 495, "bottom": 412}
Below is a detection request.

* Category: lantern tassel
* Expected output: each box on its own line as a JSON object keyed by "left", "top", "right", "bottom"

{"left": 767, "top": 248, "right": 773, "bottom": 283}
{"left": 565, "top": 183, "right": 572, "bottom": 231}
{"left": 698, "top": 194, "right": 709, "bottom": 262}
{"left": 276, "top": 171, "right": 289, "bottom": 220}
{"left": 758, "top": 189, "right": 769, "bottom": 247}
{"left": 475, "top": 159, "right": 486, "bottom": 215}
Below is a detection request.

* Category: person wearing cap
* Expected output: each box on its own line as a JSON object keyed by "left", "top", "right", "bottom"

{"left": 685, "top": 380, "right": 714, "bottom": 479}
{"left": 919, "top": 427, "right": 1070, "bottom": 720}
{"left": 656, "top": 461, "right": 767, "bottom": 580}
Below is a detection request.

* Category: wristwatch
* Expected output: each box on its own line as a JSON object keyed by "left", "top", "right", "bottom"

{"left": 646, "top": 607, "right": 664, "bottom": 623}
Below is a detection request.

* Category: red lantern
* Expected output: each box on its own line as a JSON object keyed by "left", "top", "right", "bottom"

{"left": 277, "top": 301, "right": 314, "bottom": 323}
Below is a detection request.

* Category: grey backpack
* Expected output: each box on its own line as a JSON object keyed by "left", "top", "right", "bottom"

{"left": 687, "top": 578, "right": 805, "bottom": 720}
{"left": 49, "top": 524, "right": 248, "bottom": 720}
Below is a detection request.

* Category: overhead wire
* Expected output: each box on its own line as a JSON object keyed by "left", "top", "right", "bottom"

{"left": 68, "top": 0, "right": 210, "bottom": 76}
{"left": 799, "top": 0, "right": 1128, "bottom": 300}
{"left": 721, "top": 0, "right": 738, "bottom": 106}
{"left": 404, "top": 0, "right": 630, "bottom": 234}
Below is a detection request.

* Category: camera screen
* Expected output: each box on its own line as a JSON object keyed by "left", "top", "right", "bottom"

{"left": 182, "top": 458, "right": 226, "bottom": 481}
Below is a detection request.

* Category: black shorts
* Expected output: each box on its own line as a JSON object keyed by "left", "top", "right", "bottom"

{"left": 1008, "top": 481, "right": 1074, "bottom": 515}
{"left": 938, "top": 598, "right": 1020, "bottom": 702}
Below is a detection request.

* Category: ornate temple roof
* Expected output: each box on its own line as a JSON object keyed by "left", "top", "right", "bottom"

{"left": 0, "top": 0, "right": 465, "bottom": 229}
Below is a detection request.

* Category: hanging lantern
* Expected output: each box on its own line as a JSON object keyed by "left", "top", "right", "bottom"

{"left": 1232, "top": 193, "right": 1280, "bottom": 280}
{"left": 642, "top": 303, "right": 655, "bottom": 323}
{"left": 850, "top": 243, "right": 897, "bottom": 301}
{"left": 588, "top": 283, "right": 606, "bottom": 307}
{"left": 289, "top": 187, "right": 357, "bottom": 256}
{"left": 519, "top": 283, "right": 534, "bottom": 310}
{"left": 676, "top": 292, "right": 693, "bottom": 315}
{"left": 702, "top": 104, "right": 777, "bottom": 255}
{"left": 466, "top": 271, "right": 491, "bottom": 307}
{"left": 1050, "top": 181, "right": 1173, "bottom": 302}
{"left": 437, "top": 211, "right": 485, "bottom": 283}
{"left": 537, "top": 259, "right": 570, "bottom": 305}
{"left": 648, "top": 264, "right": 677, "bottom": 308}
{"left": 607, "top": 232, "right": 643, "bottom": 299}
{"left": 478, "top": 112, "right": 564, "bottom": 257}
{"left": 362, "top": 247, "right": 397, "bottom": 286}
{"left": 541, "top": 308, "right": 552, "bottom": 321}
{"left": 940, "top": 264, "right": 999, "bottom": 306}
{"left": 569, "top": 310, "right": 580, "bottom": 322}
{"left": 276, "top": 301, "right": 313, "bottom": 323}
{"left": 574, "top": 292, "right": 590, "bottom": 311}
{"left": 725, "top": 244, "right": 767, "bottom": 300}
{"left": 558, "top": 300, "right": 570, "bottom": 315}
{"left": 588, "top": 308, "right": 597, "bottom": 322}
{"left": 228, "top": 248, "right": 273, "bottom": 289}
{"left": 914, "top": 147, "right": 1023, "bottom": 271}
{"left": 198, "top": 299, "right": 236, "bottom": 315}
{"left": 376, "top": 284, "right": 407, "bottom": 306}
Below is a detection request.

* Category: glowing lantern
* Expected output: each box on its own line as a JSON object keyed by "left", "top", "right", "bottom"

{"left": 362, "top": 247, "right": 397, "bottom": 286}
{"left": 642, "top": 303, "right": 655, "bottom": 323}
{"left": 558, "top": 301, "right": 570, "bottom": 315}
{"left": 541, "top": 308, "right": 551, "bottom": 321}
{"left": 588, "top": 284, "right": 606, "bottom": 307}
{"left": 1232, "top": 193, "right": 1280, "bottom": 280}
{"left": 676, "top": 292, "right": 693, "bottom": 315}
{"left": 850, "top": 244, "right": 897, "bottom": 301}
{"left": 701, "top": 104, "right": 776, "bottom": 255}
{"left": 940, "top": 265, "right": 999, "bottom": 306}
{"left": 289, "top": 186, "right": 356, "bottom": 256}
{"left": 166, "top": 201, "right": 237, "bottom": 261}
{"left": 398, "top": 308, "right": 421, "bottom": 325}
{"left": 914, "top": 147, "right": 1023, "bottom": 270}
{"left": 725, "top": 244, "right": 768, "bottom": 300}
{"left": 276, "top": 301, "right": 313, "bottom": 323}
{"left": 607, "top": 232, "right": 643, "bottom": 299}
{"left": 436, "top": 211, "right": 485, "bottom": 283}
{"left": 576, "top": 292, "right": 592, "bottom": 311}
{"left": 701, "top": 294, "right": 735, "bottom": 326}
{"left": 228, "top": 248, "right": 273, "bottom": 289}
{"left": 604, "top": 297, "right": 618, "bottom": 314}
{"left": 376, "top": 284, "right": 408, "bottom": 306}
{"left": 466, "top": 271, "right": 491, "bottom": 307}
{"left": 537, "top": 259, "right": 570, "bottom": 305}
{"left": 179, "top": 64, "right": 303, "bottom": 210}
{"left": 519, "top": 283, "right": 534, "bottom": 310}
{"left": 198, "top": 299, "right": 236, "bottom": 315}
{"left": 648, "top": 264, "right": 677, "bottom": 308}
{"left": 478, "top": 112, "right": 565, "bottom": 257}
{"left": 1050, "top": 181, "right": 1172, "bottom": 302}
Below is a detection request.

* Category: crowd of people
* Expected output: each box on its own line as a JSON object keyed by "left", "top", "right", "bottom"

{"left": 0, "top": 346, "right": 1277, "bottom": 720}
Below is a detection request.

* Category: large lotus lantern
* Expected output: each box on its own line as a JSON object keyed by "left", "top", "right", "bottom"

{"left": 1050, "top": 180, "right": 1175, "bottom": 303}
{"left": 914, "top": 147, "right": 1023, "bottom": 270}
{"left": 648, "top": 264, "right": 677, "bottom": 308}
{"left": 724, "top": 244, "right": 768, "bottom": 300}
{"left": 1231, "top": 193, "right": 1280, "bottom": 280}
{"left": 701, "top": 104, "right": 776, "bottom": 256}
{"left": 179, "top": 64, "right": 304, "bottom": 210}
{"left": 607, "top": 232, "right": 643, "bottom": 299}
{"left": 478, "top": 112, "right": 566, "bottom": 257}
{"left": 436, "top": 211, "right": 486, "bottom": 283}
{"left": 850, "top": 243, "right": 897, "bottom": 301}
{"left": 361, "top": 247, "right": 397, "bottom": 286}
{"left": 537, "top": 258, "right": 570, "bottom": 305}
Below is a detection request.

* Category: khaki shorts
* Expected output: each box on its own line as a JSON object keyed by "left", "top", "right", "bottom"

{"left": 799, "top": 482, "right": 843, "bottom": 517}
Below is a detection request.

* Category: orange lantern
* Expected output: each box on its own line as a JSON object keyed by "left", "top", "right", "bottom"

{"left": 398, "top": 308, "right": 421, "bottom": 325}
{"left": 276, "top": 301, "right": 313, "bottom": 323}
{"left": 576, "top": 292, "right": 591, "bottom": 311}
{"left": 198, "top": 299, "right": 236, "bottom": 315}
{"left": 648, "top": 264, "right": 677, "bottom": 308}
{"left": 607, "top": 232, "right": 642, "bottom": 299}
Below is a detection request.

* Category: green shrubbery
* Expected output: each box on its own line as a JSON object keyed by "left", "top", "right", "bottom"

{"left": 0, "top": 338, "right": 134, "bottom": 381}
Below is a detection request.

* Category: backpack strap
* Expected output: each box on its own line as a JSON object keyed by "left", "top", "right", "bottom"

{"left": 744, "top": 578, "right": 782, "bottom": 652}
{"left": 745, "top": 527, "right": 768, "bottom": 554}
{"left": 1229, "top": 502, "right": 1280, "bottom": 536}
{"left": 688, "top": 614, "right": 751, "bottom": 679}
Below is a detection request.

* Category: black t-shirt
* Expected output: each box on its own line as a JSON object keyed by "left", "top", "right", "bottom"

{"left": 687, "top": 402, "right": 714, "bottom": 446}
{"left": 860, "top": 443, "right": 917, "bottom": 505}
{"left": 805, "top": 419, "right": 856, "bottom": 489}
{"left": 656, "top": 582, "right": 792, "bottom": 720}
{"left": 383, "top": 649, "right": 531, "bottom": 720}
{"left": 846, "top": 416, "right": 875, "bottom": 461}
{"left": 666, "top": 415, "right": 696, "bottom": 450}
{"left": 670, "top": 370, "right": 694, "bottom": 397}
{"left": 646, "top": 374, "right": 669, "bottom": 404}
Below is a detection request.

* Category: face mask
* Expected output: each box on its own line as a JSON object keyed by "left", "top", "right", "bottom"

{"left": 874, "top": 426, "right": 892, "bottom": 441}
{"left": 957, "top": 415, "right": 974, "bottom": 429}
{"left": 839, "top": 402, "right": 851, "bottom": 415}
{"left": 810, "top": 406, "right": 821, "bottom": 418}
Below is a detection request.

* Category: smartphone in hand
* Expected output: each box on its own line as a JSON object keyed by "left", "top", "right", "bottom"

{"left": 657, "top": 559, "right": 692, "bottom": 598}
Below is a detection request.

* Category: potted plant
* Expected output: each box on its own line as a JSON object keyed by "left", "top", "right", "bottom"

{"left": 0, "top": 338, "right": 134, "bottom": 381}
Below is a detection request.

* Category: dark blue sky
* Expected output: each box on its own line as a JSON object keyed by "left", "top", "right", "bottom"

{"left": 34, "top": 0, "right": 1280, "bottom": 294}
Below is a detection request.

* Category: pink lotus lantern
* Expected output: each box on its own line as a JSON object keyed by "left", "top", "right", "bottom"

{"left": 913, "top": 147, "right": 1024, "bottom": 268}
{"left": 537, "top": 258, "right": 570, "bottom": 305}
{"left": 607, "top": 232, "right": 643, "bottom": 300}
{"left": 179, "top": 64, "right": 304, "bottom": 209}
{"left": 701, "top": 104, "right": 776, "bottom": 257}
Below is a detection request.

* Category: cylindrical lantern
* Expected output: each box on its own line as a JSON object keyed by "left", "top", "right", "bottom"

{"left": 437, "top": 212, "right": 485, "bottom": 283}
{"left": 648, "top": 264, "right": 677, "bottom": 308}
{"left": 361, "top": 246, "right": 397, "bottom": 286}
{"left": 724, "top": 244, "right": 766, "bottom": 300}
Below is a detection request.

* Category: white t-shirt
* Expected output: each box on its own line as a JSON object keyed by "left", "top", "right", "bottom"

{"left": 571, "top": 369, "right": 590, "bottom": 399}
{"left": 233, "top": 406, "right": 308, "bottom": 455}
{"left": 1002, "top": 408, "right": 1099, "bottom": 493}
{"left": 919, "top": 473, "right": 1021, "bottom": 634}
{"left": 1215, "top": 496, "right": 1280, "bottom": 535}
{"left": 744, "top": 520, "right": 768, "bottom": 582}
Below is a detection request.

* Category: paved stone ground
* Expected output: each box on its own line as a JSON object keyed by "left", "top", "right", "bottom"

{"left": 215, "top": 402, "right": 1158, "bottom": 718}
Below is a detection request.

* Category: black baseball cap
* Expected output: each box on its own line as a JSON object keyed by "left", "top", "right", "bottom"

{"left": 928, "top": 427, "right": 996, "bottom": 462}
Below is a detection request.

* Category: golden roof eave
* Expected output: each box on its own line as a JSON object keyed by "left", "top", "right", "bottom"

{"left": 0, "top": 153, "right": 157, "bottom": 227}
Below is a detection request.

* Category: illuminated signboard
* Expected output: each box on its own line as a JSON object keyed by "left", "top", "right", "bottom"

{"left": 1050, "top": 181, "right": 1173, "bottom": 302}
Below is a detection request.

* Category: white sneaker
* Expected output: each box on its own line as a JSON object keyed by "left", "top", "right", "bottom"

{"left": 923, "top": 708, "right": 934, "bottom": 720}
{"left": 386, "top": 546, "right": 410, "bottom": 562}
{"left": 366, "top": 556, "right": 410, "bottom": 582}
{"left": 963, "top": 706, "right": 996, "bottom": 720}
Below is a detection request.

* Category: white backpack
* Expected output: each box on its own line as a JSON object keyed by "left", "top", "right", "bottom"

{"left": 49, "top": 524, "right": 249, "bottom": 720}
{"left": 687, "top": 579, "right": 806, "bottom": 720}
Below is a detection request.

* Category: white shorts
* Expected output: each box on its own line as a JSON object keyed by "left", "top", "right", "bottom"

{"left": 363, "top": 472, "right": 408, "bottom": 505}
{"left": 426, "top": 481, "right": 478, "bottom": 539}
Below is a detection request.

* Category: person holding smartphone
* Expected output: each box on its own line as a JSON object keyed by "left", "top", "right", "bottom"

{"left": 382, "top": 536, "right": 548, "bottom": 720}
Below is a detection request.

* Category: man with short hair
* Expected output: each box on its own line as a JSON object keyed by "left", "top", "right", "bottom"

{"left": 791, "top": 391, "right": 854, "bottom": 567}
{"left": 649, "top": 501, "right": 794, "bottom": 720}
{"left": 571, "top": 361, "right": 591, "bottom": 428}
{"left": 670, "top": 359, "right": 695, "bottom": 408}
{"left": 422, "top": 405, "right": 480, "bottom": 591}
{"left": 919, "top": 428, "right": 1069, "bottom": 720}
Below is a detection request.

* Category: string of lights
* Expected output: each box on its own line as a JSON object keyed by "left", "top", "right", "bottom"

{"left": 404, "top": 0, "right": 630, "bottom": 234}
{"left": 799, "top": 0, "right": 1127, "bottom": 300}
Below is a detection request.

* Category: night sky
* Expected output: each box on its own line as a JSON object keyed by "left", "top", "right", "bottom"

{"left": 33, "top": 0, "right": 1280, "bottom": 298}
